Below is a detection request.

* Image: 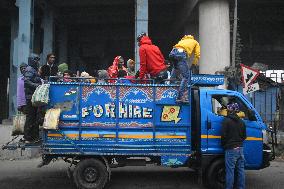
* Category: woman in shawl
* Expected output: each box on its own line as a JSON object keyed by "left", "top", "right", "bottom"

{"left": 107, "top": 56, "right": 127, "bottom": 82}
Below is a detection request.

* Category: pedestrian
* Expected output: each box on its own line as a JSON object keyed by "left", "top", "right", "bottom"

{"left": 221, "top": 103, "right": 247, "bottom": 189}
{"left": 46, "top": 53, "right": 58, "bottom": 76}
{"left": 137, "top": 32, "right": 167, "bottom": 84}
{"left": 17, "top": 63, "right": 28, "bottom": 113}
{"left": 23, "top": 54, "right": 42, "bottom": 143}
{"left": 127, "top": 59, "right": 136, "bottom": 76}
{"left": 169, "top": 35, "right": 200, "bottom": 103}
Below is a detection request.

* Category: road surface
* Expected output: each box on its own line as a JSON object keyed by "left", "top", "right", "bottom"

{"left": 0, "top": 159, "right": 283, "bottom": 189}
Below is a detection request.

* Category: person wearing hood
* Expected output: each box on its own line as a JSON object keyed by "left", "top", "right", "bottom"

{"left": 126, "top": 59, "right": 136, "bottom": 76}
{"left": 169, "top": 35, "right": 200, "bottom": 103}
{"left": 23, "top": 54, "right": 42, "bottom": 143}
{"left": 221, "top": 103, "right": 246, "bottom": 189}
{"left": 107, "top": 56, "right": 127, "bottom": 82}
{"left": 17, "top": 63, "right": 28, "bottom": 113}
{"left": 57, "top": 63, "right": 69, "bottom": 76}
{"left": 137, "top": 33, "right": 167, "bottom": 84}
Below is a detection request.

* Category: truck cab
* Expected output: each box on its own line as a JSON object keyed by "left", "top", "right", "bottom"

{"left": 194, "top": 88, "right": 273, "bottom": 188}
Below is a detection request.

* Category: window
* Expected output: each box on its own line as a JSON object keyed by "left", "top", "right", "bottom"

{"left": 211, "top": 95, "right": 250, "bottom": 120}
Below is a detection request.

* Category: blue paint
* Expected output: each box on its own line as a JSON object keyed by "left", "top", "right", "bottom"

{"left": 43, "top": 74, "right": 268, "bottom": 169}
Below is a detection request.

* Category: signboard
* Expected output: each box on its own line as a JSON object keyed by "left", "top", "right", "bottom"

{"left": 240, "top": 64, "right": 260, "bottom": 94}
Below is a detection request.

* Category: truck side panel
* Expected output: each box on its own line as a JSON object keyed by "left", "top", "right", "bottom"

{"left": 44, "top": 83, "right": 192, "bottom": 165}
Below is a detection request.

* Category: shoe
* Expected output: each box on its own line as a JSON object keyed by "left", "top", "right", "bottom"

{"left": 176, "top": 99, "right": 182, "bottom": 103}
{"left": 24, "top": 140, "right": 33, "bottom": 144}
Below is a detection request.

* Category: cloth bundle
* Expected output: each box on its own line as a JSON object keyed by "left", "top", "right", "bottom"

{"left": 31, "top": 84, "right": 50, "bottom": 107}
{"left": 12, "top": 114, "right": 26, "bottom": 136}
{"left": 43, "top": 108, "right": 61, "bottom": 130}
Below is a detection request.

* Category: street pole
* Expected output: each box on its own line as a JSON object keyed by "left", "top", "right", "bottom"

{"left": 232, "top": 0, "right": 238, "bottom": 68}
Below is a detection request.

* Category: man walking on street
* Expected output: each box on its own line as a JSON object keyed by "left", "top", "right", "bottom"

{"left": 169, "top": 35, "right": 200, "bottom": 103}
{"left": 221, "top": 103, "right": 247, "bottom": 189}
{"left": 137, "top": 32, "right": 167, "bottom": 84}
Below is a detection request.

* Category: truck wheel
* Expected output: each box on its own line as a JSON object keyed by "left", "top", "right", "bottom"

{"left": 206, "top": 159, "right": 225, "bottom": 189}
{"left": 73, "top": 158, "right": 108, "bottom": 189}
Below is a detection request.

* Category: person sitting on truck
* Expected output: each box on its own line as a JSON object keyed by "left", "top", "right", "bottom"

{"left": 108, "top": 56, "right": 128, "bottom": 82}
{"left": 169, "top": 35, "right": 200, "bottom": 103}
{"left": 97, "top": 70, "right": 109, "bottom": 83}
{"left": 137, "top": 32, "right": 168, "bottom": 84}
{"left": 127, "top": 59, "right": 136, "bottom": 76}
{"left": 23, "top": 54, "right": 42, "bottom": 143}
{"left": 117, "top": 70, "right": 133, "bottom": 84}
{"left": 221, "top": 103, "right": 246, "bottom": 189}
{"left": 62, "top": 70, "right": 74, "bottom": 82}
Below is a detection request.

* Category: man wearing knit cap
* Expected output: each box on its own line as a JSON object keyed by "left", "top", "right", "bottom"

{"left": 221, "top": 103, "right": 246, "bottom": 189}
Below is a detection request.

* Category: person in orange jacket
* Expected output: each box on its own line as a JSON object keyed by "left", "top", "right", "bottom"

{"left": 137, "top": 32, "right": 167, "bottom": 84}
{"left": 169, "top": 35, "right": 200, "bottom": 103}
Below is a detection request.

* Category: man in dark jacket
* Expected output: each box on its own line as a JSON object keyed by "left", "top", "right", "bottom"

{"left": 23, "top": 55, "right": 42, "bottom": 142}
{"left": 137, "top": 33, "right": 167, "bottom": 84}
{"left": 221, "top": 103, "right": 246, "bottom": 189}
{"left": 46, "top": 53, "right": 58, "bottom": 76}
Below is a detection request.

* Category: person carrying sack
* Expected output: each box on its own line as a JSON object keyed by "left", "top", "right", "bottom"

{"left": 23, "top": 54, "right": 42, "bottom": 143}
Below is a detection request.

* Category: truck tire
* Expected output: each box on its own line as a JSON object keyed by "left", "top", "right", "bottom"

{"left": 206, "top": 158, "right": 225, "bottom": 189}
{"left": 73, "top": 158, "right": 108, "bottom": 189}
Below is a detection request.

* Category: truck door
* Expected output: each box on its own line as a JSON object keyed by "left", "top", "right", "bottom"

{"left": 200, "top": 90, "right": 263, "bottom": 168}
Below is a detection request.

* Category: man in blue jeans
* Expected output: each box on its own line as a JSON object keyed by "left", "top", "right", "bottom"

{"left": 221, "top": 103, "right": 247, "bottom": 189}
{"left": 169, "top": 35, "right": 200, "bottom": 103}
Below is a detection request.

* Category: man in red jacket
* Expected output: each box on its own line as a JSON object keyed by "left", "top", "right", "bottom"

{"left": 137, "top": 33, "right": 167, "bottom": 84}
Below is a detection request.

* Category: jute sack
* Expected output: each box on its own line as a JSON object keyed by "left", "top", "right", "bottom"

{"left": 31, "top": 84, "right": 50, "bottom": 107}
{"left": 12, "top": 114, "right": 26, "bottom": 136}
{"left": 43, "top": 108, "right": 61, "bottom": 130}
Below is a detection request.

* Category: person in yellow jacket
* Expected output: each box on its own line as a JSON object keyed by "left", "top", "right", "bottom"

{"left": 169, "top": 35, "right": 200, "bottom": 103}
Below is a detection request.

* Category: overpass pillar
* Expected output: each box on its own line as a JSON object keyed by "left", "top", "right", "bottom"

{"left": 135, "top": 0, "right": 148, "bottom": 71}
{"left": 199, "top": 0, "right": 230, "bottom": 74}
{"left": 42, "top": 3, "right": 54, "bottom": 64}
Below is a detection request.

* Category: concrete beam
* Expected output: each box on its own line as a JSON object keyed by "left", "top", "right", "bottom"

{"left": 135, "top": 0, "right": 148, "bottom": 71}
{"left": 199, "top": 0, "right": 230, "bottom": 74}
{"left": 42, "top": 3, "right": 54, "bottom": 64}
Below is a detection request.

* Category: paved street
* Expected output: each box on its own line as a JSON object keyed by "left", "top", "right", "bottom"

{"left": 0, "top": 158, "right": 283, "bottom": 189}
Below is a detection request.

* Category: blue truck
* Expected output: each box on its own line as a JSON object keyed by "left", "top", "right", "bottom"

{"left": 4, "top": 74, "right": 274, "bottom": 189}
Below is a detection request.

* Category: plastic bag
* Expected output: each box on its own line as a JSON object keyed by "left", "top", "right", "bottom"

{"left": 31, "top": 84, "right": 50, "bottom": 107}
{"left": 43, "top": 108, "right": 61, "bottom": 130}
{"left": 12, "top": 114, "right": 26, "bottom": 136}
